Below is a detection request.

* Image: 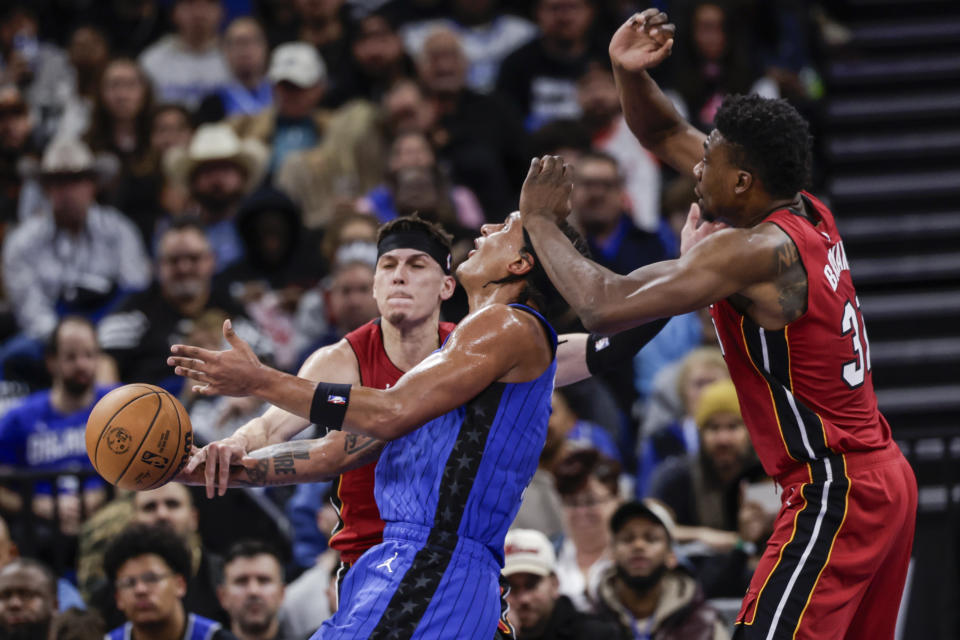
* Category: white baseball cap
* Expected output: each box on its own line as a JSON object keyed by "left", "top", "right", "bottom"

{"left": 268, "top": 42, "right": 326, "bottom": 88}
{"left": 503, "top": 529, "right": 557, "bottom": 577}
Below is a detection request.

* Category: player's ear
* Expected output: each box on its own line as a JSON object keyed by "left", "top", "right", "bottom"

{"left": 734, "top": 169, "right": 753, "bottom": 195}
{"left": 439, "top": 275, "right": 457, "bottom": 301}
{"left": 507, "top": 250, "right": 535, "bottom": 277}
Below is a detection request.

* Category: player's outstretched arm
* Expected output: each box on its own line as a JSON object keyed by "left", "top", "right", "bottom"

{"left": 609, "top": 9, "right": 704, "bottom": 176}
{"left": 556, "top": 318, "right": 670, "bottom": 387}
{"left": 175, "top": 432, "right": 385, "bottom": 488}
{"left": 169, "top": 306, "right": 548, "bottom": 442}
{"left": 521, "top": 158, "right": 774, "bottom": 335}
{"left": 176, "top": 336, "right": 377, "bottom": 497}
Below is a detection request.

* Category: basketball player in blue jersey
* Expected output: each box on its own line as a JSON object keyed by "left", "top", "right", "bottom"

{"left": 169, "top": 211, "right": 593, "bottom": 638}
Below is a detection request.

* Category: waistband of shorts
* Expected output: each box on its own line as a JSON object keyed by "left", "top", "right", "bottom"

{"left": 382, "top": 521, "right": 498, "bottom": 566}
{"left": 775, "top": 441, "right": 904, "bottom": 487}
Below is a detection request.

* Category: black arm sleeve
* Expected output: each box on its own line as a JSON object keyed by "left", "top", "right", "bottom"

{"left": 585, "top": 317, "right": 670, "bottom": 376}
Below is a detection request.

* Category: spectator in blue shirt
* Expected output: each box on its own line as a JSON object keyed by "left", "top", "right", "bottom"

{"left": 0, "top": 316, "right": 113, "bottom": 534}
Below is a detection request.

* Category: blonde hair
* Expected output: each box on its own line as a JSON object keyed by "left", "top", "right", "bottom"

{"left": 676, "top": 346, "right": 729, "bottom": 413}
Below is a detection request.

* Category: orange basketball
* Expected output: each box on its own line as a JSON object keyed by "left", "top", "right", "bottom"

{"left": 85, "top": 384, "right": 193, "bottom": 491}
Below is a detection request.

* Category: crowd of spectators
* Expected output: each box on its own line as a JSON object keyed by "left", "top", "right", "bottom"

{"left": 0, "top": 0, "right": 832, "bottom": 637}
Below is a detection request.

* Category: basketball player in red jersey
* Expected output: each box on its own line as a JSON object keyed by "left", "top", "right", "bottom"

{"left": 517, "top": 10, "right": 918, "bottom": 640}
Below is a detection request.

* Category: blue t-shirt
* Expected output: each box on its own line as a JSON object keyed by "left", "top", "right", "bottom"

{"left": 0, "top": 385, "right": 114, "bottom": 493}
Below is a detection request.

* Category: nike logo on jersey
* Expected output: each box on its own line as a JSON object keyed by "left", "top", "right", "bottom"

{"left": 377, "top": 551, "right": 398, "bottom": 573}
{"left": 824, "top": 240, "right": 850, "bottom": 292}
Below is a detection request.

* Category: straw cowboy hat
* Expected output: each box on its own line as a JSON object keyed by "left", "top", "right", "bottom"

{"left": 164, "top": 122, "right": 268, "bottom": 192}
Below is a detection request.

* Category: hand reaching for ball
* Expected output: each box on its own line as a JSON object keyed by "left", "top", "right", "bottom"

{"left": 168, "top": 319, "right": 264, "bottom": 397}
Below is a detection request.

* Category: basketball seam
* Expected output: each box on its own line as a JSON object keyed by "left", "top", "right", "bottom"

{"left": 92, "top": 390, "right": 159, "bottom": 469}
{"left": 144, "top": 390, "right": 183, "bottom": 490}
{"left": 113, "top": 394, "right": 165, "bottom": 486}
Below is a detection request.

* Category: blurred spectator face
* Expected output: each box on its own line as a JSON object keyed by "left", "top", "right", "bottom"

{"left": 273, "top": 81, "right": 324, "bottom": 119}
{"left": 294, "top": 0, "right": 344, "bottom": 21}
{"left": 0, "top": 87, "right": 31, "bottom": 152}
{"left": 418, "top": 29, "right": 468, "bottom": 95}
{"left": 693, "top": 3, "right": 726, "bottom": 62}
{"left": 0, "top": 562, "right": 57, "bottom": 640}
{"left": 681, "top": 360, "right": 728, "bottom": 416}
{"left": 561, "top": 475, "right": 618, "bottom": 541}
{"left": 252, "top": 209, "right": 295, "bottom": 265}
{"left": 114, "top": 554, "right": 187, "bottom": 627}
{"left": 68, "top": 26, "right": 110, "bottom": 75}
{"left": 353, "top": 15, "right": 403, "bottom": 75}
{"left": 134, "top": 483, "right": 199, "bottom": 538}
{"left": 453, "top": 0, "right": 496, "bottom": 24}
{"left": 190, "top": 160, "right": 247, "bottom": 215}
{"left": 383, "top": 80, "right": 434, "bottom": 134}
{"left": 393, "top": 167, "right": 442, "bottom": 218}
{"left": 224, "top": 18, "right": 267, "bottom": 81}
{"left": 374, "top": 248, "right": 452, "bottom": 329}
{"left": 150, "top": 106, "right": 193, "bottom": 154}
{"left": 327, "top": 263, "right": 377, "bottom": 332}
{"left": 101, "top": 60, "right": 148, "bottom": 122}
{"left": 48, "top": 320, "right": 98, "bottom": 397}
{"left": 45, "top": 175, "right": 96, "bottom": 229}
{"left": 505, "top": 572, "right": 558, "bottom": 635}
{"left": 700, "top": 411, "right": 750, "bottom": 473}
{"left": 572, "top": 156, "right": 624, "bottom": 233}
{"left": 577, "top": 67, "right": 620, "bottom": 129}
{"left": 0, "top": 9, "right": 37, "bottom": 57}
{"left": 536, "top": 0, "right": 593, "bottom": 47}
{"left": 388, "top": 132, "right": 435, "bottom": 174}
{"left": 611, "top": 516, "right": 674, "bottom": 585}
{"left": 158, "top": 228, "right": 216, "bottom": 305}
{"left": 218, "top": 554, "right": 284, "bottom": 637}
{"left": 172, "top": 0, "right": 223, "bottom": 45}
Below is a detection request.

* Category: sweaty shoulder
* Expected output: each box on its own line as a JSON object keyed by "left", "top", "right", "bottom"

{"left": 449, "top": 304, "right": 553, "bottom": 383}
{"left": 298, "top": 338, "right": 361, "bottom": 385}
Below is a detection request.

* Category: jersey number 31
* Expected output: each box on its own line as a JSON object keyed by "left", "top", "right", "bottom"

{"left": 841, "top": 299, "right": 872, "bottom": 388}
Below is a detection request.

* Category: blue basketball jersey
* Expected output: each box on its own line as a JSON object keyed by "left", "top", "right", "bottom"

{"left": 374, "top": 304, "right": 557, "bottom": 565}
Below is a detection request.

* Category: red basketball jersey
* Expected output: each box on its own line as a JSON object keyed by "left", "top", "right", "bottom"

{"left": 328, "top": 318, "right": 456, "bottom": 563}
{"left": 710, "top": 192, "right": 892, "bottom": 479}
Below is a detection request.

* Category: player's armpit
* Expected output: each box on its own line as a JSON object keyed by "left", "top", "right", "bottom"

{"left": 341, "top": 304, "right": 551, "bottom": 441}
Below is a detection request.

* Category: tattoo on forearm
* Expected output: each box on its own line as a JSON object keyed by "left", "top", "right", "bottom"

{"left": 244, "top": 460, "right": 268, "bottom": 485}
{"left": 273, "top": 450, "right": 309, "bottom": 475}
{"left": 773, "top": 240, "right": 808, "bottom": 322}
{"left": 344, "top": 434, "right": 380, "bottom": 455}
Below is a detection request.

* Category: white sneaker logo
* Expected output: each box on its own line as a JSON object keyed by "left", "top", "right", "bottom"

{"left": 377, "top": 552, "right": 398, "bottom": 573}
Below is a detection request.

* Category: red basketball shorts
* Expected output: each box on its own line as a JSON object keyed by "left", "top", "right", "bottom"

{"left": 734, "top": 442, "right": 917, "bottom": 640}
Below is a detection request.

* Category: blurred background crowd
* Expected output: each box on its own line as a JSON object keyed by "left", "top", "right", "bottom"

{"left": 0, "top": 0, "right": 953, "bottom": 638}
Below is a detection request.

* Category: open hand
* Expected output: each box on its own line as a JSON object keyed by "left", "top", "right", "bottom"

{"left": 519, "top": 156, "right": 573, "bottom": 225}
{"left": 609, "top": 9, "right": 675, "bottom": 73}
{"left": 178, "top": 433, "right": 249, "bottom": 498}
{"left": 168, "top": 319, "right": 264, "bottom": 397}
{"left": 680, "top": 202, "right": 728, "bottom": 255}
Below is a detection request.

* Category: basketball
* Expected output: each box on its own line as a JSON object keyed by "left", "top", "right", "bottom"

{"left": 85, "top": 384, "right": 193, "bottom": 491}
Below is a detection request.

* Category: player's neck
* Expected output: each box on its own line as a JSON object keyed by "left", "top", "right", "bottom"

{"left": 466, "top": 281, "right": 526, "bottom": 315}
{"left": 50, "top": 383, "right": 94, "bottom": 414}
{"left": 381, "top": 313, "right": 442, "bottom": 372}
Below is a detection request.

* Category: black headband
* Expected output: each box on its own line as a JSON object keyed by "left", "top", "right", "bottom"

{"left": 377, "top": 230, "right": 452, "bottom": 274}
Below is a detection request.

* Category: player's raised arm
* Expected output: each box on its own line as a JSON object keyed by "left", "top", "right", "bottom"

{"left": 609, "top": 9, "right": 704, "bottom": 176}
{"left": 169, "top": 305, "right": 549, "bottom": 441}
{"left": 520, "top": 157, "right": 775, "bottom": 335}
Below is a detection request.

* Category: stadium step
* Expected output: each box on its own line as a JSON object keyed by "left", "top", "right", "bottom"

{"left": 827, "top": 130, "right": 960, "bottom": 163}
{"left": 848, "top": 19, "right": 960, "bottom": 48}
{"left": 859, "top": 290, "right": 960, "bottom": 339}
{"left": 848, "top": 252, "right": 960, "bottom": 285}
{"left": 828, "top": 54, "right": 960, "bottom": 86}
{"left": 828, "top": 169, "right": 960, "bottom": 204}
{"left": 826, "top": 92, "right": 960, "bottom": 125}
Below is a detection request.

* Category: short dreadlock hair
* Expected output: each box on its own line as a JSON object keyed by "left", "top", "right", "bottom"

{"left": 714, "top": 94, "right": 812, "bottom": 200}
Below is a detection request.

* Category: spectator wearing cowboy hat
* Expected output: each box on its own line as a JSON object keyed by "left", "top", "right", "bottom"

{"left": 232, "top": 42, "right": 383, "bottom": 230}
{"left": 0, "top": 137, "right": 150, "bottom": 385}
{"left": 164, "top": 122, "right": 268, "bottom": 272}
